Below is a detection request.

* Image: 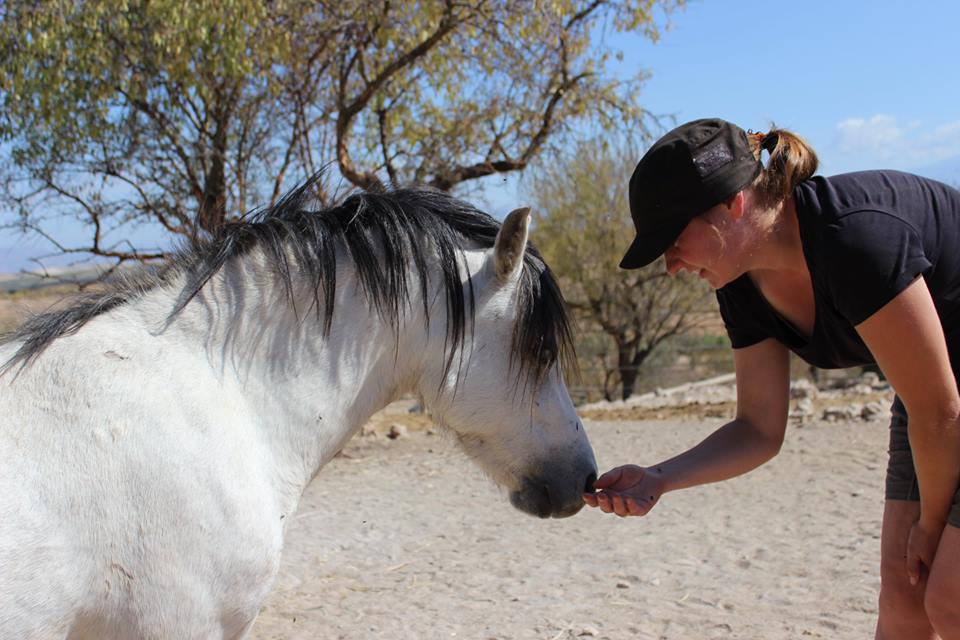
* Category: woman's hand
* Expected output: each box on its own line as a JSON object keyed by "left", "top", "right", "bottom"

{"left": 582, "top": 464, "right": 665, "bottom": 517}
{"left": 906, "top": 519, "right": 945, "bottom": 586}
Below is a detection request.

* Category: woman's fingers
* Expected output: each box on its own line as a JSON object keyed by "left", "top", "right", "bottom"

{"left": 584, "top": 490, "right": 656, "bottom": 517}
{"left": 905, "top": 522, "right": 942, "bottom": 586}
{"left": 610, "top": 493, "right": 627, "bottom": 516}
{"left": 594, "top": 491, "right": 618, "bottom": 514}
{"left": 906, "top": 553, "right": 922, "bottom": 586}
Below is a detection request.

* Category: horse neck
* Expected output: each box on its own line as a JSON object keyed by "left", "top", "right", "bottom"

{"left": 136, "top": 250, "right": 431, "bottom": 502}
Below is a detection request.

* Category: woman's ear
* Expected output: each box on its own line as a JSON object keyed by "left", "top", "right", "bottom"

{"left": 725, "top": 191, "right": 746, "bottom": 220}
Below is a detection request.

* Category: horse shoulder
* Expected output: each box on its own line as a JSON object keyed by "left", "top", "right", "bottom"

{"left": 0, "top": 330, "right": 286, "bottom": 635}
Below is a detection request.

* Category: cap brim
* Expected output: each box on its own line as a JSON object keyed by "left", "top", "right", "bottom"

{"left": 619, "top": 217, "right": 689, "bottom": 270}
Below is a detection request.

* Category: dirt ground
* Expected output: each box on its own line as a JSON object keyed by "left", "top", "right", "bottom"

{"left": 249, "top": 413, "right": 891, "bottom": 640}
{"left": 0, "top": 285, "right": 83, "bottom": 333}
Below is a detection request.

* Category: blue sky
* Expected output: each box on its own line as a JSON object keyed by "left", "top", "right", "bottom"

{"left": 2, "top": 0, "right": 959, "bottom": 272}
{"left": 482, "top": 0, "right": 960, "bottom": 212}
{"left": 613, "top": 0, "right": 960, "bottom": 179}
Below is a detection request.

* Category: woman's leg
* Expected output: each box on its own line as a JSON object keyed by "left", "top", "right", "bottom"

{"left": 876, "top": 500, "right": 937, "bottom": 640}
{"left": 925, "top": 524, "right": 960, "bottom": 639}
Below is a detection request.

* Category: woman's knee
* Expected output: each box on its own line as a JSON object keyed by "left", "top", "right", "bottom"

{"left": 925, "top": 572, "right": 960, "bottom": 638}
{"left": 878, "top": 560, "right": 927, "bottom": 623}
{"left": 924, "top": 525, "right": 960, "bottom": 639}
{"left": 879, "top": 583, "right": 926, "bottom": 622}
{"left": 923, "top": 524, "right": 960, "bottom": 640}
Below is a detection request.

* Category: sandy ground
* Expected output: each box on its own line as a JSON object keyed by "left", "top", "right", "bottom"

{"left": 0, "top": 285, "right": 82, "bottom": 333}
{"left": 249, "top": 412, "right": 891, "bottom": 640}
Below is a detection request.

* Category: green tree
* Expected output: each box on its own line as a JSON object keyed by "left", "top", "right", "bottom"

{"left": 529, "top": 137, "right": 711, "bottom": 400}
{"left": 0, "top": 0, "right": 681, "bottom": 264}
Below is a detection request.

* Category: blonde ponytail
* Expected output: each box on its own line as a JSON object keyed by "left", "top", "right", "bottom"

{"left": 748, "top": 127, "right": 819, "bottom": 207}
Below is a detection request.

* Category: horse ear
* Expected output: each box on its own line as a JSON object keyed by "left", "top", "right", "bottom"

{"left": 493, "top": 207, "right": 530, "bottom": 282}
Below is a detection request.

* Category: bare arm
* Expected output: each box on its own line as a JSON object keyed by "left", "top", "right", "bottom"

{"left": 855, "top": 277, "right": 960, "bottom": 581}
{"left": 657, "top": 338, "right": 791, "bottom": 491}
{"left": 584, "top": 338, "right": 791, "bottom": 516}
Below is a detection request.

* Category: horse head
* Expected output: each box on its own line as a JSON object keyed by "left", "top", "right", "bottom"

{"left": 420, "top": 207, "right": 597, "bottom": 518}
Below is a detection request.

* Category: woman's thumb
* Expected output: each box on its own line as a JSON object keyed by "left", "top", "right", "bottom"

{"left": 593, "top": 467, "right": 624, "bottom": 490}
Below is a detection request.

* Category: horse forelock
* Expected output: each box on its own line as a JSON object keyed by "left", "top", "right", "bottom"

{"left": 1, "top": 173, "right": 576, "bottom": 384}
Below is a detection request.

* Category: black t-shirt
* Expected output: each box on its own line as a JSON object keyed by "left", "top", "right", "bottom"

{"left": 717, "top": 170, "right": 960, "bottom": 372}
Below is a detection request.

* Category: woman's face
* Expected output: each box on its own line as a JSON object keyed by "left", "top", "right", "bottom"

{"left": 663, "top": 199, "right": 745, "bottom": 289}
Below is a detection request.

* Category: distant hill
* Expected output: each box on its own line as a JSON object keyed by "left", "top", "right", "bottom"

{"left": 0, "top": 263, "right": 137, "bottom": 293}
{"left": 0, "top": 244, "right": 89, "bottom": 275}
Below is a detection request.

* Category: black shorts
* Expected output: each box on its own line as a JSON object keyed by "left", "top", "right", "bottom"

{"left": 886, "top": 396, "right": 960, "bottom": 527}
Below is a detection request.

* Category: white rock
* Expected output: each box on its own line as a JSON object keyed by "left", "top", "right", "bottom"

{"left": 861, "top": 401, "right": 887, "bottom": 421}
{"left": 822, "top": 406, "right": 860, "bottom": 422}
{"left": 790, "top": 398, "right": 816, "bottom": 421}
{"left": 790, "top": 378, "right": 819, "bottom": 399}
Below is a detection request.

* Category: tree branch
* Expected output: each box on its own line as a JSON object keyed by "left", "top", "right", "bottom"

{"left": 336, "top": 0, "right": 462, "bottom": 190}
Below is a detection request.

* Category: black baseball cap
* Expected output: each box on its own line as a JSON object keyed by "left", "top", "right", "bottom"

{"left": 619, "top": 118, "right": 762, "bottom": 269}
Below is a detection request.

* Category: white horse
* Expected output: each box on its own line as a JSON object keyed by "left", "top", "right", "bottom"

{"left": 0, "top": 180, "right": 596, "bottom": 639}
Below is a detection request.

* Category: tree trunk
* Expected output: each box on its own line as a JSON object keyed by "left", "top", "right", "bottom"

{"left": 197, "top": 109, "right": 231, "bottom": 234}
{"left": 618, "top": 346, "right": 652, "bottom": 401}
{"left": 603, "top": 368, "right": 619, "bottom": 402}
{"left": 620, "top": 370, "right": 639, "bottom": 401}
{"left": 618, "top": 346, "right": 639, "bottom": 401}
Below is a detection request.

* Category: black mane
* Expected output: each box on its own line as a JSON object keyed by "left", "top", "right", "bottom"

{"left": 3, "top": 176, "right": 575, "bottom": 387}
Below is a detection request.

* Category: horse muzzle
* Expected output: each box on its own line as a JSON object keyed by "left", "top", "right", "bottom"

{"left": 509, "top": 467, "right": 597, "bottom": 519}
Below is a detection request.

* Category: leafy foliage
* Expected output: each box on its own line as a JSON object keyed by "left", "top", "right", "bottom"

{"left": 528, "top": 136, "right": 711, "bottom": 400}
{"left": 0, "top": 0, "right": 681, "bottom": 264}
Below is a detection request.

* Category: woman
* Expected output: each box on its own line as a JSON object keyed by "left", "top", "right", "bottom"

{"left": 582, "top": 118, "right": 960, "bottom": 639}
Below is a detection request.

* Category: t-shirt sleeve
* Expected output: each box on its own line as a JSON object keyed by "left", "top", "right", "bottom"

{"left": 716, "top": 280, "right": 771, "bottom": 349}
{"left": 823, "top": 210, "right": 932, "bottom": 326}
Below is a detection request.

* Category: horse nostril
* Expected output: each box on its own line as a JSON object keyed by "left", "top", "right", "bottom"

{"left": 585, "top": 472, "right": 597, "bottom": 493}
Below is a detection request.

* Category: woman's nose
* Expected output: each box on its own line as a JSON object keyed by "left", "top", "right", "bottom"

{"left": 664, "top": 250, "right": 683, "bottom": 275}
